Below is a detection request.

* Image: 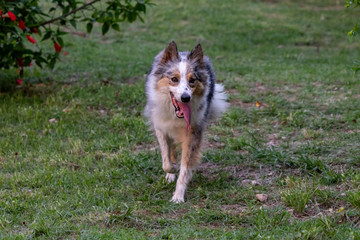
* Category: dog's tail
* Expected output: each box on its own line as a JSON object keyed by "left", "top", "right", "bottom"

{"left": 208, "top": 83, "right": 229, "bottom": 119}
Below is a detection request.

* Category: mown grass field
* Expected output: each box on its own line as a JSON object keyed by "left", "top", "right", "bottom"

{"left": 1, "top": 0, "right": 360, "bottom": 239}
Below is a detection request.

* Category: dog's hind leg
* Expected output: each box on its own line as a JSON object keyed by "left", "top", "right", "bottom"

{"left": 171, "top": 128, "right": 202, "bottom": 203}
{"left": 155, "top": 129, "right": 177, "bottom": 177}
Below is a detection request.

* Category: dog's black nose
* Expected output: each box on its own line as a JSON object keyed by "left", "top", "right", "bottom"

{"left": 181, "top": 93, "right": 191, "bottom": 103}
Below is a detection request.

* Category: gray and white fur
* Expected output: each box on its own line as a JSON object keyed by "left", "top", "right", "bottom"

{"left": 144, "top": 41, "right": 228, "bottom": 203}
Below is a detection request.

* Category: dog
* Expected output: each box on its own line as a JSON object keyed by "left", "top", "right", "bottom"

{"left": 144, "top": 41, "right": 228, "bottom": 203}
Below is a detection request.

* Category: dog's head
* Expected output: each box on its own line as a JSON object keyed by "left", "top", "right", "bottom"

{"left": 154, "top": 41, "right": 209, "bottom": 130}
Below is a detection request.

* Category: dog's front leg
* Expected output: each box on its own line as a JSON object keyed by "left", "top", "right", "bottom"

{"left": 155, "top": 129, "right": 177, "bottom": 182}
{"left": 171, "top": 128, "right": 202, "bottom": 203}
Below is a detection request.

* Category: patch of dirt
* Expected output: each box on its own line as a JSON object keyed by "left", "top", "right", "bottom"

{"left": 295, "top": 41, "right": 321, "bottom": 48}
{"left": 226, "top": 164, "right": 278, "bottom": 186}
{"left": 99, "top": 209, "right": 149, "bottom": 230}
{"left": 60, "top": 161, "right": 80, "bottom": 171}
{"left": 122, "top": 75, "right": 145, "bottom": 85}
{"left": 134, "top": 142, "right": 158, "bottom": 154}
{"left": 86, "top": 105, "right": 110, "bottom": 115}
{"left": 266, "top": 133, "right": 280, "bottom": 147}
{"left": 203, "top": 135, "right": 227, "bottom": 150}
{"left": 198, "top": 162, "right": 279, "bottom": 186}
{"left": 11, "top": 226, "right": 32, "bottom": 237}
{"left": 330, "top": 163, "right": 348, "bottom": 174}
{"left": 219, "top": 204, "right": 248, "bottom": 216}
{"left": 197, "top": 162, "right": 222, "bottom": 181}
{"left": 344, "top": 129, "right": 360, "bottom": 134}
{"left": 168, "top": 208, "right": 189, "bottom": 219}
{"left": 286, "top": 203, "right": 349, "bottom": 221}
{"left": 228, "top": 82, "right": 303, "bottom": 108}
{"left": 249, "top": 82, "right": 267, "bottom": 95}
{"left": 227, "top": 92, "right": 254, "bottom": 108}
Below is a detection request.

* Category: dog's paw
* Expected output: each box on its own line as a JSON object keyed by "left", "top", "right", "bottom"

{"left": 163, "top": 163, "right": 179, "bottom": 174}
{"left": 170, "top": 194, "right": 184, "bottom": 203}
{"left": 165, "top": 173, "right": 176, "bottom": 183}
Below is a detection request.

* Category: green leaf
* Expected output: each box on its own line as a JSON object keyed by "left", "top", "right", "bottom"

{"left": 23, "top": 58, "right": 32, "bottom": 67}
{"left": 63, "top": 5, "right": 70, "bottom": 15}
{"left": 34, "top": 56, "right": 45, "bottom": 68}
{"left": 348, "top": 24, "right": 359, "bottom": 40}
{"left": 42, "top": 31, "right": 52, "bottom": 41}
{"left": 69, "top": 19, "right": 77, "bottom": 29}
{"left": 49, "top": 57, "right": 56, "bottom": 69}
{"left": 56, "top": 37, "right": 64, "bottom": 47}
{"left": 353, "top": 65, "right": 360, "bottom": 73}
{"left": 37, "top": 28, "right": 42, "bottom": 37}
{"left": 135, "top": 3, "right": 146, "bottom": 12}
{"left": 57, "top": 29, "right": 67, "bottom": 36}
{"left": 86, "top": 22, "right": 93, "bottom": 34}
{"left": 102, "top": 22, "right": 110, "bottom": 35}
{"left": 112, "top": 23, "right": 120, "bottom": 32}
{"left": 127, "top": 12, "right": 137, "bottom": 23}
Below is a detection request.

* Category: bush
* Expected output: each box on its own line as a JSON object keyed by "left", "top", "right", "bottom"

{"left": 0, "top": 0, "right": 152, "bottom": 82}
{"left": 346, "top": 0, "right": 360, "bottom": 72}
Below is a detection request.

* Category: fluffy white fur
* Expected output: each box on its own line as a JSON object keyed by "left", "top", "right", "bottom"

{"left": 144, "top": 41, "right": 228, "bottom": 203}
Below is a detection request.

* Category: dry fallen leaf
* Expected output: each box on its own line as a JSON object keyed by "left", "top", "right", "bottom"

{"left": 242, "top": 179, "right": 252, "bottom": 186}
{"left": 49, "top": 118, "right": 58, "bottom": 123}
{"left": 251, "top": 180, "right": 262, "bottom": 186}
{"left": 256, "top": 193, "right": 268, "bottom": 202}
{"left": 242, "top": 179, "right": 262, "bottom": 186}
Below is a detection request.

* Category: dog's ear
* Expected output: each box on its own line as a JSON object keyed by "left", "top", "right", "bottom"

{"left": 161, "top": 41, "right": 179, "bottom": 64}
{"left": 188, "top": 44, "right": 204, "bottom": 66}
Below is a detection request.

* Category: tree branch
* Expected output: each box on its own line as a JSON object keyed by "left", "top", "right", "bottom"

{"left": 37, "top": 0, "right": 101, "bottom": 27}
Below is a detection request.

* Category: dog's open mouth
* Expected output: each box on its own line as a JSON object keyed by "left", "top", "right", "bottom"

{"left": 170, "top": 92, "right": 191, "bottom": 130}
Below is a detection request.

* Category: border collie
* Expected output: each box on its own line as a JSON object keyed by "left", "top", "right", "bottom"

{"left": 144, "top": 41, "right": 228, "bottom": 203}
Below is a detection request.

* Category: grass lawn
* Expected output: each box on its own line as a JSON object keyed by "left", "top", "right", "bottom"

{"left": 1, "top": 0, "right": 360, "bottom": 238}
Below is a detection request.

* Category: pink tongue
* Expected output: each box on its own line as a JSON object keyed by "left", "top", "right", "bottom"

{"left": 178, "top": 102, "right": 191, "bottom": 131}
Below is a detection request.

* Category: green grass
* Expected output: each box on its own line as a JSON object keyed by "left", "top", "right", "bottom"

{"left": 281, "top": 177, "right": 315, "bottom": 213}
{"left": 1, "top": 0, "right": 360, "bottom": 238}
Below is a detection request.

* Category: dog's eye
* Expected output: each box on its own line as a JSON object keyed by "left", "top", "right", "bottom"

{"left": 171, "top": 77, "right": 179, "bottom": 83}
{"left": 189, "top": 78, "right": 196, "bottom": 85}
